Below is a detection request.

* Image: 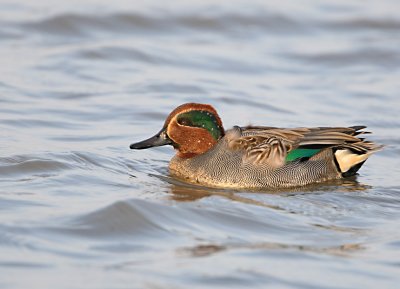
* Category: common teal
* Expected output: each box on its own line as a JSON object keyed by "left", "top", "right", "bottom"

{"left": 130, "top": 103, "right": 381, "bottom": 189}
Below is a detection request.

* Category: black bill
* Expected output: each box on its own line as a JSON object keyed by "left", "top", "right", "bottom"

{"left": 130, "top": 129, "right": 172, "bottom": 149}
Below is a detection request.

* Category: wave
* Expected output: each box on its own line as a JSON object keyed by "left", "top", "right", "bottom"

{"left": 15, "top": 12, "right": 303, "bottom": 37}
{"left": 4, "top": 11, "right": 396, "bottom": 40}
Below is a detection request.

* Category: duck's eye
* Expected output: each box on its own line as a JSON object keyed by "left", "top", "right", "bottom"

{"left": 177, "top": 117, "right": 193, "bottom": 126}
{"left": 177, "top": 110, "right": 222, "bottom": 140}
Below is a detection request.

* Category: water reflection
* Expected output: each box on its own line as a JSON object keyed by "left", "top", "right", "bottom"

{"left": 158, "top": 174, "right": 283, "bottom": 210}
{"left": 158, "top": 174, "right": 370, "bottom": 203}
{"left": 177, "top": 242, "right": 364, "bottom": 258}
{"left": 2, "top": 0, "right": 400, "bottom": 288}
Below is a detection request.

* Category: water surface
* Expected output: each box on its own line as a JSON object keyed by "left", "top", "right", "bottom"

{"left": 1, "top": 0, "right": 400, "bottom": 288}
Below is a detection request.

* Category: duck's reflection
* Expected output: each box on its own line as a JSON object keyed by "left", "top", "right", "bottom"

{"left": 177, "top": 241, "right": 364, "bottom": 258}
{"left": 158, "top": 173, "right": 370, "bottom": 203}
{"left": 151, "top": 174, "right": 369, "bottom": 259}
{"left": 157, "top": 175, "right": 283, "bottom": 209}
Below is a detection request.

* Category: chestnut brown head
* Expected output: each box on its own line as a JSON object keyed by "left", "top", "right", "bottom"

{"left": 130, "top": 103, "right": 225, "bottom": 158}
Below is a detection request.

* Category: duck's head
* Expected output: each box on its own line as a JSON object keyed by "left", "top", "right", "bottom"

{"left": 130, "top": 103, "right": 225, "bottom": 158}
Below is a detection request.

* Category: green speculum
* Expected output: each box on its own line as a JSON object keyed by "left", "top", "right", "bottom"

{"left": 285, "top": 148, "right": 321, "bottom": 162}
{"left": 177, "top": 110, "right": 223, "bottom": 140}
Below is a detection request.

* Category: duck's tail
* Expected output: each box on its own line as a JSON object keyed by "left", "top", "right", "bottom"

{"left": 334, "top": 141, "right": 383, "bottom": 177}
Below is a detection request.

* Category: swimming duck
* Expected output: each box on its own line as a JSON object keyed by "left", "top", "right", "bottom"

{"left": 130, "top": 103, "right": 381, "bottom": 189}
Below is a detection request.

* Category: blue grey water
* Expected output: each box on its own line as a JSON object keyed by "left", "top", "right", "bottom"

{"left": 1, "top": 0, "right": 400, "bottom": 288}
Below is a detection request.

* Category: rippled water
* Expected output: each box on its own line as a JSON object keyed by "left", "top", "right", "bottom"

{"left": 1, "top": 0, "right": 400, "bottom": 288}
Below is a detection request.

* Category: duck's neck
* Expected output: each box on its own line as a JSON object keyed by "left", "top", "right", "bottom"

{"left": 177, "top": 152, "right": 200, "bottom": 159}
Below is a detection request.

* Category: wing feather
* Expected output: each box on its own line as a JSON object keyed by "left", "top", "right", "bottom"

{"left": 228, "top": 125, "right": 375, "bottom": 167}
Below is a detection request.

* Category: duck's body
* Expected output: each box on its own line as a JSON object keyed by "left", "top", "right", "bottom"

{"left": 130, "top": 103, "right": 381, "bottom": 189}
